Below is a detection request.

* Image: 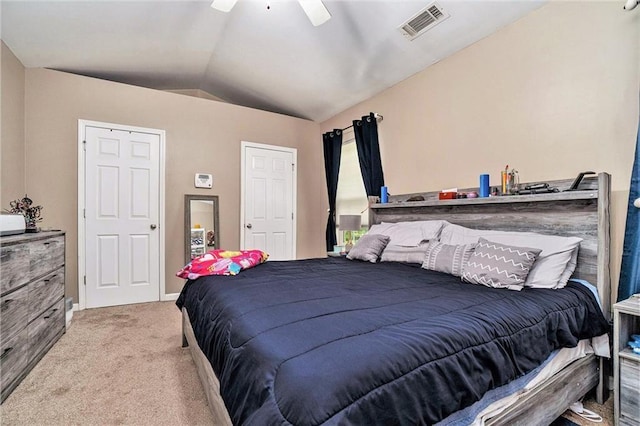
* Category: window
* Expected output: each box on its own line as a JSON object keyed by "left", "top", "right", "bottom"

{"left": 335, "top": 130, "right": 368, "bottom": 245}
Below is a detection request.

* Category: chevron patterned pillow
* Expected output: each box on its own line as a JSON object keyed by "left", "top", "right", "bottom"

{"left": 421, "top": 241, "right": 476, "bottom": 277}
{"left": 462, "top": 238, "right": 542, "bottom": 291}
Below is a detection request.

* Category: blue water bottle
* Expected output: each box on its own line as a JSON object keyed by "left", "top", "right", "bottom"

{"left": 479, "top": 174, "right": 490, "bottom": 198}
{"left": 381, "top": 186, "right": 388, "bottom": 203}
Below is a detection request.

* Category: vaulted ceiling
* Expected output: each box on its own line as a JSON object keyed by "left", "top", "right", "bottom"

{"left": 1, "top": 0, "right": 546, "bottom": 121}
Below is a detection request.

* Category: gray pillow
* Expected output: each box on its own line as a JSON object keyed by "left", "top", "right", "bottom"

{"left": 462, "top": 238, "right": 542, "bottom": 291}
{"left": 380, "top": 244, "right": 429, "bottom": 264}
{"left": 421, "top": 241, "right": 476, "bottom": 277}
{"left": 347, "top": 234, "right": 390, "bottom": 263}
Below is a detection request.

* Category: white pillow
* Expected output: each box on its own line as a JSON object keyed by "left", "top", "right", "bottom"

{"left": 439, "top": 223, "right": 582, "bottom": 289}
{"left": 367, "top": 220, "right": 447, "bottom": 247}
{"left": 367, "top": 223, "right": 398, "bottom": 236}
{"left": 559, "top": 247, "right": 580, "bottom": 288}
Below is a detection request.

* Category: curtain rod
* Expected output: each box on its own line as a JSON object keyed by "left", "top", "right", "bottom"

{"left": 340, "top": 112, "right": 384, "bottom": 132}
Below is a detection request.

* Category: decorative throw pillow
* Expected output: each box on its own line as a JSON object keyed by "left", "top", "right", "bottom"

{"left": 421, "top": 241, "right": 476, "bottom": 277}
{"left": 462, "top": 238, "right": 542, "bottom": 291}
{"left": 347, "top": 234, "right": 390, "bottom": 263}
{"left": 380, "top": 244, "right": 429, "bottom": 264}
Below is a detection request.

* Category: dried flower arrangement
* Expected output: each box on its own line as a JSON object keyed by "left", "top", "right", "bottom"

{"left": 5, "top": 195, "right": 43, "bottom": 231}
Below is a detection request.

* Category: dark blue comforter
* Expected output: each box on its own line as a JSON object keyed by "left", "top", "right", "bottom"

{"left": 176, "top": 257, "right": 608, "bottom": 425}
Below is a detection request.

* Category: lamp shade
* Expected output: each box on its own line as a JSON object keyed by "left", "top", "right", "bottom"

{"left": 339, "top": 215, "right": 361, "bottom": 231}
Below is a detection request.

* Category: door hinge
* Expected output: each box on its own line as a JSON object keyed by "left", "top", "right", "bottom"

{"left": 83, "top": 209, "right": 86, "bottom": 218}
{"left": 292, "top": 163, "right": 295, "bottom": 171}
{"left": 83, "top": 140, "right": 86, "bottom": 151}
{"left": 292, "top": 212, "right": 294, "bottom": 220}
{"left": 83, "top": 275, "right": 86, "bottom": 286}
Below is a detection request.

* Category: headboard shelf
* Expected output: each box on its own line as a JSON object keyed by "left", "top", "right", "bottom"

{"left": 371, "top": 189, "right": 598, "bottom": 209}
{"left": 372, "top": 175, "right": 603, "bottom": 209}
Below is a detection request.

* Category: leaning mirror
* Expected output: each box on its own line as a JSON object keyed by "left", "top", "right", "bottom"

{"left": 184, "top": 195, "right": 219, "bottom": 263}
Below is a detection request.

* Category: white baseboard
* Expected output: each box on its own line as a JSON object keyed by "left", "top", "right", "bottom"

{"left": 66, "top": 309, "right": 74, "bottom": 327}
{"left": 163, "top": 293, "right": 180, "bottom": 301}
{"left": 71, "top": 296, "right": 177, "bottom": 312}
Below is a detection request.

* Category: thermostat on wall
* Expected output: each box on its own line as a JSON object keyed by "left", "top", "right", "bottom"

{"left": 195, "top": 173, "right": 213, "bottom": 188}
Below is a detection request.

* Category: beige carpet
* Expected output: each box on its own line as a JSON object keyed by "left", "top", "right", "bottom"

{"left": 0, "top": 301, "right": 213, "bottom": 425}
{"left": 0, "top": 301, "right": 614, "bottom": 425}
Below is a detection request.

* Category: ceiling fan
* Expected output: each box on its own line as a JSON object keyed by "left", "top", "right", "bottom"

{"left": 211, "top": 0, "right": 331, "bottom": 26}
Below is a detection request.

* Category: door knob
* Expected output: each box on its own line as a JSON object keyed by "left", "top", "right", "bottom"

{"left": 246, "top": 223, "right": 252, "bottom": 229}
{"left": 634, "top": 198, "right": 640, "bottom": 209}
{"left": 150, "top": 224, "right": 157, "bottom": 230}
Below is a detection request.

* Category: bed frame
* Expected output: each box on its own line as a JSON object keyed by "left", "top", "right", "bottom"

{"left": 182, "top": 172, "right": 611, "bottom": 425}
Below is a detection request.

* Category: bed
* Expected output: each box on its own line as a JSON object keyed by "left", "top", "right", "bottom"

{"left": 178, "top": 173, "right": 611, "bottom": 425}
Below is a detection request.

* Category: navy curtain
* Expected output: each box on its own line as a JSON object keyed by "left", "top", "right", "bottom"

{"left": 323, "top": 129, "right": 343, "bottom": 252}
{"left": 353, "top": 112, "right": 385, "bottom": 197}
{"left": 618, "top": 103, "right": 640, "bottom": 301}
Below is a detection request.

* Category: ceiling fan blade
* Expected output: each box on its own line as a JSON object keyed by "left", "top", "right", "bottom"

{"left": 298, "top": 0, "right": 331, "bottom": 26}
{"left": 211, "top": 0, "right": 238, "bottom": 13}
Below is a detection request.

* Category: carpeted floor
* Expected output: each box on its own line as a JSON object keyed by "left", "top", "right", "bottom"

{"left": 561, "top": 396, "right": 614, "bottom": 426}
{"left": 1, "top": 301, "right": 213, "bottom": 425}
{"left": 0, "top": 301, "right": 614, "bottom": 425}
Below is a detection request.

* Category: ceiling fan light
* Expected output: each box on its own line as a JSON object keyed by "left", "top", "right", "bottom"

{"left": 623, "top": 0, "right": 639, "bottom": 10}
{"left": 298, "top": 0, "right": 331, "bottom": 26}
{"left": 211, "top": 0, "right": 238, "bottom": 13}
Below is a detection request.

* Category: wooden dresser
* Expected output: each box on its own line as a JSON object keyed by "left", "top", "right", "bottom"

{"left": 1, "top": 231, "right": 66, "bottom": 403}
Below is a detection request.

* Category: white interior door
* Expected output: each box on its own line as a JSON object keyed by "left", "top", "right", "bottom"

{"left": 84, "top": 126, "right": 161, "bottom": 308}
{"left": 242, "top": 143, "right": 296, "bottom": 260}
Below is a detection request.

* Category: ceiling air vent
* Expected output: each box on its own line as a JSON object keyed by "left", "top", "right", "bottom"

{"left": 398, "top": 2, "right": 450, "bottom": 41}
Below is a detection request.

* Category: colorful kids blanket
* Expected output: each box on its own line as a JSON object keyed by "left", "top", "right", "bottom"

{"left": 177, "top": 249, "right": 268, "bottom": 279}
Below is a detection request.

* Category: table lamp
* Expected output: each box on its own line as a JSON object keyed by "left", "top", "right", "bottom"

{"left": 339, "top": 215, "right": 362, "bottom": 252}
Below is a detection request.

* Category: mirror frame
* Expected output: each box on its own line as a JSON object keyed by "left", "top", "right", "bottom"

{"left": 184, "top": 194, "right": 220, "bottom": 263}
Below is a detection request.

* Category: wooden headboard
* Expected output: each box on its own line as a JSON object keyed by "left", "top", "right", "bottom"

{"left": 369, "top": 173, "right": 611, "bottom": 319}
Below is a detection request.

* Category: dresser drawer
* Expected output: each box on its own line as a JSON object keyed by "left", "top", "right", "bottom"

{"left": 0, "top": 285, "right": 29, "bottom": 342}
{"left": 0, "top": 243, "right": 30, "bottom": 295}
{"left": 28, "top": 236, "right": 65, "bottom": 280}
{"left": 620, "top": 357, "right": 640, "bottom": 422}
{"left": 28, "top": 298, "right": 65, "bottom": 360}
{"left": 28, "top": 267, "right": 65, "bottom": 322}
{"left": 0, "top": 327, "right": 30, "bottom": 401}
{"left": 1, "top": 235, "right": 64, "bottom": 296}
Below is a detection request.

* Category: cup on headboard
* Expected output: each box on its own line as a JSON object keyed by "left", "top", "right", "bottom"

{"left": 479, "top": 174, "right": 490, "bottom": 198}
{"left": 381, "top": 186, "right": 389, "bottom": 203}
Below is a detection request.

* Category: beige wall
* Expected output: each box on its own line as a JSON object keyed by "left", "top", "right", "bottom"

{"left": 23, "top": 68, "right": 326, "bottom": 301}
{"left": 1, "top": 41, "right": 26, "bottom": 204}
{"left": 321, "top": 1, "right": 640, "bottom": 303}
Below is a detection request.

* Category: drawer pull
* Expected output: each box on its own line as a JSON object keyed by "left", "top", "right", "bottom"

{"left": 44, "top": 308, "right": 59, "bottom": 319}
{"left": 43, "top": 242, "right": 51, "bottom": 246}
{"left": 1, "top": 347, "right": 13, "bottom": 361}
{"left": 44, "top": 275, "right": 57, "bottom": 283}
{"left": 3, "top": 299, "right": 12, "bottom": 305}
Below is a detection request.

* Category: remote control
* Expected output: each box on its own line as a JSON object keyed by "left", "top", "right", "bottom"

{"left": 525, "top": 183, "right": 549, "bottom": 190}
